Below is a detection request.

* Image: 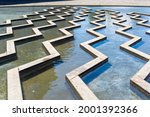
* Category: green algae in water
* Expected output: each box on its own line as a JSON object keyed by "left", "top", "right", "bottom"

{"left": 27, "top": 15, "right": 42, "bottom": 19}
{"left": 0, "top": 9, "right": 77, "bottom": 99}
{"left": 33, "top": 20, "right": 50, "bottom": 27}
{"left": 0, "top": 6, "right": 67, "bottom": 99}
{"left": 0, "top": 6, "right": 150, "bottom": 100}
{"left": 45, "top": 15, "right": 58, "bottom": 20}
{"left": 22, "top": 64, "right": 57, "bottom": 100}
{"left": 0, "top": 26, "right": 34, "bottom": 54}
{"left": 12, "top": 20, "right": 28, "bottom": 26}
{"left": 0, "top": 27, "right": 6, "bottom": 33}
{"left": 22, "top": 11, "right": 95, "bottom": 100}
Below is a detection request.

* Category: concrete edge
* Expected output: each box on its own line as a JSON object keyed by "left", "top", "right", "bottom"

{"left": 7, "top": 7, "right": 88, "bottom": 100}
{"left": 66, "top": 10, "right": 108, "bottom": 100}
{"left": 113, "top": 11, "right": 150, "bottom": 97}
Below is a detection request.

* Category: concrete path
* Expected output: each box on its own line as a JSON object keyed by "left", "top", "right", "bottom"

{"left": 0, "top": 0, "right": 150, "bottom": 7}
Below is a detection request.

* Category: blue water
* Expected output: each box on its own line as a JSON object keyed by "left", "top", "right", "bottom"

{"left": 82, "top": 7, "right": 149, "bottom": 99}
{"left": 147, "top": 76, "right": 150, "bottom": 83}
{"left": 127, "top": 20, "right": 150, "bottom": 55}
{"left": 92, "top": 7, "right": 150, "bottom": 55}
{"left": 41, "top": 11, "right": 96, "bottom": 100}
{"left": 0, "top": 6, "right": 150, "bottom": 100}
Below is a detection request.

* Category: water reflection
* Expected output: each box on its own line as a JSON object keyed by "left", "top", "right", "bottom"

{"left": 127, "top": 20, "right": 150, "bottom": 55}
{"left": 146, "top": 75, "right": 150, "bottom": 83}
{"left": 0, "top": 6, "right": 150, "bottom": 100}
{"left": 84, "top": 10, "right": 147, "bottom": 99}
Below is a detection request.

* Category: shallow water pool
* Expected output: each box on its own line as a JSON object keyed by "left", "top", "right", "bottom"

{"left": 0, "top": 6, "right": 150, "bottom": 100}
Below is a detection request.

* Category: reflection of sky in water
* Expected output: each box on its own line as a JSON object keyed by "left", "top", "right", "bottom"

{"left": 0, "top": 7, "right": 150, "bottom": 100}
{"left": 146, "top": 76, "right": 150, "bottom": 83}
{"left": 41, "top": 15, "right": 95, "bottom": 100}
{"left": 83, "top": 7, "right": 149, "bottom": 99}
{"left": 92, "top": 7, "right": 150, "bottom": 55}
{"left": 127, "top": 21, "right": 150, "bottom": 55}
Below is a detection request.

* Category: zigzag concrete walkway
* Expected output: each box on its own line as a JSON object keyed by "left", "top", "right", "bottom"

{"left": 0, "top": 6, "right": 150, "bottom": 100}
{"left": 66, "top": 9, "right": 150, "bottom": 99}
{"left": 66, "top": 10, "right": 108, "bottom": 100}
{"left": 6, "top": 7, "right": 93, "bottom": 100}
{"left": 126, "top": 12, "right": 150, "bottom": 97}
{"left": 112, "top": 11, "right": 150, "bottom": 98}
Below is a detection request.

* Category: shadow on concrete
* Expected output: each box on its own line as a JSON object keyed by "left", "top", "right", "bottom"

{"left": 0, "top": 0, "right": 64, "bottom": 5}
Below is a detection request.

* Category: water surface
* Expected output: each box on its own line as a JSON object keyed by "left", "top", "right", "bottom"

{"left": 0, "top": 6, "right": 150, "bottom": 100}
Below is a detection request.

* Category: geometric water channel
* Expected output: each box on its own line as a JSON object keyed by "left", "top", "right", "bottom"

{"left": 0, "top": 6, "right": 150, "bottom": 100}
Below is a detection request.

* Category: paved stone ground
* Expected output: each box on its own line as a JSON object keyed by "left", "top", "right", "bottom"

{"left": 0, "top": 0, "right": 150, "bottom": 7}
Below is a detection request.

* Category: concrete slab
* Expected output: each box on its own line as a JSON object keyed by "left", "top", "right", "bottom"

{"left": 66, "top": 76, "right": 98, "bottom": 100}
{"left": 7, "top": 68, "right": 23, "bottom": 100}
{"left": 66, "top": 11, "right": 108, "bottom": 100}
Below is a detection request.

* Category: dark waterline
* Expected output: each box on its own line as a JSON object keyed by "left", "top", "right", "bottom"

{"left": 0, "top": 0, "right": 63, "bottom": 5}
